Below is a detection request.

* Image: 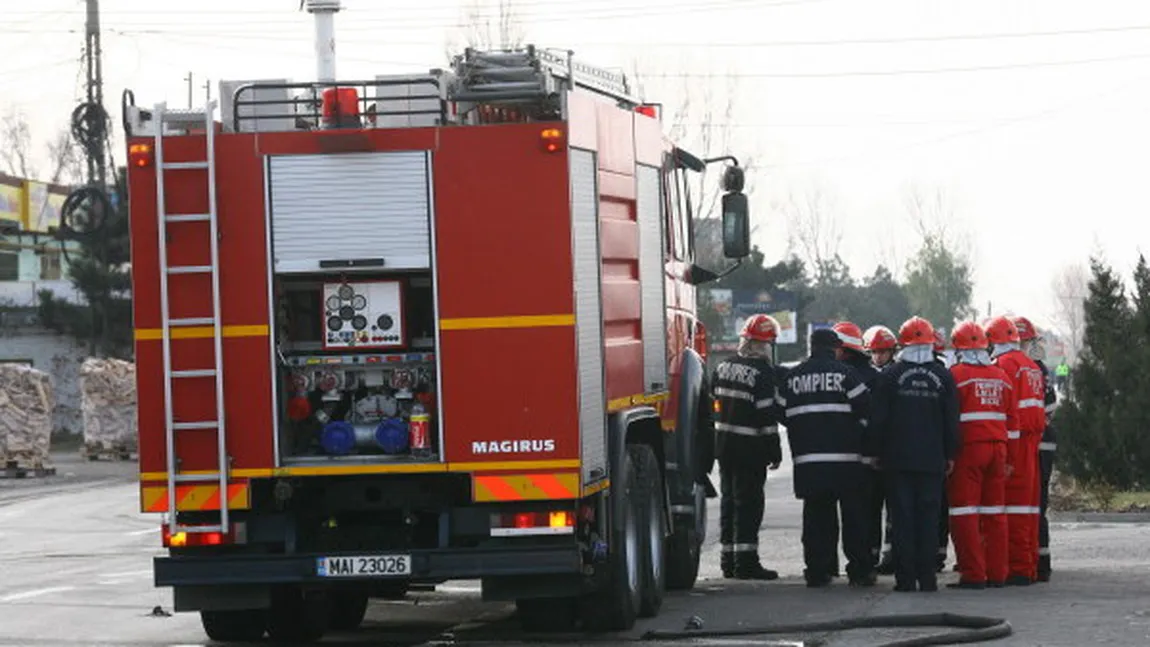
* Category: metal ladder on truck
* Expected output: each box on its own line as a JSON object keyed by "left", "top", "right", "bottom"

{"left": 450, "top": 44, "right": 642, "bottom": 110}
{"left": 151, "top": 100, "right": 230, "bottom": 536}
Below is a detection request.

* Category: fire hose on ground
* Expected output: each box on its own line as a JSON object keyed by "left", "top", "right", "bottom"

{"left": 640, "top": 612, "right": 1012, "bottom": 646}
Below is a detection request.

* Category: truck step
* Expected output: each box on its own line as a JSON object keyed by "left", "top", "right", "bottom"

{"left": 172, "top": 421, "right": 219, "bottom": 431}
{"left": 169, "top": 317, "right": 217, "bottom": 327}
{"left": 171, "top": 369, "right": 217, "bottom": 378}
{"left": 167, "top": 265, "right": 213, "bottom": 274}
{"left": 174, "top": 524, "right": 225, "bottom": 534}
{"left": 172, "top": 473, "right": 225, "bottom": 483}
{"left": 165, "top": 213, "right": 211, "bottom": 223}
{"left": 163, "top": 161, "right": 210, "bottom": 170}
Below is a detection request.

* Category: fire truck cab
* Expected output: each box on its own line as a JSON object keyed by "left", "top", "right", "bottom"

{"left": 124, "top": 2, "right": 752, "bottom": 642}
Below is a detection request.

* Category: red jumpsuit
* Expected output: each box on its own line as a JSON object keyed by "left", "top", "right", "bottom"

{"left": 994, "top": 349, "right": 1047, "bottom": 581}
{"left": 948, "top": 361, "right": 1014, "bottom": 585}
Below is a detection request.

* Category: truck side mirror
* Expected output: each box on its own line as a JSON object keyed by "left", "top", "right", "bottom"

{"left": 721, "top": 192, "right": 750, "bottom": 259}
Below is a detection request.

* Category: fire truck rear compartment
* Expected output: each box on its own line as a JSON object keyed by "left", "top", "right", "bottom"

{"left": 274, "top": 273, "right": 441, "bottom": 463}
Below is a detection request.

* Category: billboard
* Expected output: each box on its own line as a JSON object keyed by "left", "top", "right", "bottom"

{"left": 0, "top": 183, "right": 20, "bottom": 230}
{"left": 22, "top": 181, "right": 66, "bottom": 233}
{"left": 706, "top": 288, "right": 799, "bottom": 350}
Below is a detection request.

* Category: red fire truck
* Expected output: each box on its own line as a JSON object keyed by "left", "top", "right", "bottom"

{"left": 124, "top": 2, "right": 750, "bottom": 642}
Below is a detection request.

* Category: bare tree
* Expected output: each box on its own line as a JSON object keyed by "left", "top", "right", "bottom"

{"left": 0, "top": 108, "right": 34, "bottom": 178}
{"left": 776, "top": 181, "right": 843, "bottom": 275}
{"left": 448, "top": 0, "right": 525, "bottom": 54}
{"left": 0, "top": 107, "right": 83, "bottom": 186}
{"left": 1049, "top": 262, "right": 1088, "bottom": 361}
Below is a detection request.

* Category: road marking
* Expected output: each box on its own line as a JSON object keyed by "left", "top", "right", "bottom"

{"left": 125, "top": 527, "right": 158, "bottom": 536}
{"left": 0, "top": 586, "right": 76, "bottom": 602}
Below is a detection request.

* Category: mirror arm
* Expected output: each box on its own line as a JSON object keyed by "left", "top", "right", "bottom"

{"left": 687, "top": 258, "right": 744, "bottom": 286}
{"left": 703, "top": 155, "right": 740, "bottom": 167}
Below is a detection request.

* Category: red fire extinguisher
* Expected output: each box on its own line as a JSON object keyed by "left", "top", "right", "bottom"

{"left": 409, "top": 401, "right": 431, "bottom": 458}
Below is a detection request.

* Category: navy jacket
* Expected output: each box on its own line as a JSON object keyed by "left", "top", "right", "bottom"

{"left": 1034, "top": 359, "right": 1058, "bottom": 454}
{"left": 712, "top": 355, "right": 784, "bottom": 468}
{"left": 778, "top": 348, "right": 869, "bottom": 498}
{"left": 871, "top": 354, "right": 960, "bottom": 473}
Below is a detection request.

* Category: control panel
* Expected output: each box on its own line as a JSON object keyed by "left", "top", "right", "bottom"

{"left": 322, "top": 280, "right": 406, "bottom": 350}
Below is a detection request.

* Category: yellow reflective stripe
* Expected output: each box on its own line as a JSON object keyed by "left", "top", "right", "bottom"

{"left": 608, "top": 391, "right": 670, "bottom": 413}
{"left": 140, "top": 459, "right": 582, "bottom": 481}
{"left": 450, "top": 459, "right": 581, "bottom": 472}
{"left": 134, "top": 325, "right": 270, "bottom": 340}
{"left": 582, "top": 479, "right": 611, "bottom": 497}
{"left": 439, "top": 314, "right": 575, "bottom": 331}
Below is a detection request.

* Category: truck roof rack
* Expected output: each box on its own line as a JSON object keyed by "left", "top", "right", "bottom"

{"left": 449, "top": 45, "right": 641, "bottom": 109}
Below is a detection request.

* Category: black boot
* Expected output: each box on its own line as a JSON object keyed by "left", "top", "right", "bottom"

{"left": 735, "top": 554, "right": 779, "bottom": 580}
{"left": 876, "top": 551, "right": 895, "bottom": 575}
{"left": 721, "top": 550, "right": 734, "bottom": 579}
{"left": 1038, "top": 553, "right": 1052, "bottom": 582}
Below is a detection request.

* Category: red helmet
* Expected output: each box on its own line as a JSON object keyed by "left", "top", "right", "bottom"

{"left": 985, "top": 316, "right": 1020, "bottom": 345}
{"left": 1011, "top": 315, "right": 1039, "bottom": 341}
{"left": 898, "top": 316, "right": 935, "bottom": 346}
{"left": 740, "top": 314, "right": 780, "bottom": 342}
{"left": 832, "top": 321, "right": 864, "bottom": 352}
{"left": 863, "top": 325, "right": 897, "bottom": 351}
{"left": 950, "top": 320, "right": 988, "bottom": 350}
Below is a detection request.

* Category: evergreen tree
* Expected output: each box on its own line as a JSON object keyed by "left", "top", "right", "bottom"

{"left": 38, "top": 168, "right": 132, "bottom": 359}
{"left": 903, "top": 233, "right": 974, "bottom": 330}
{"left": 1054, "top": 256, "right": 1143, "bottom": 489}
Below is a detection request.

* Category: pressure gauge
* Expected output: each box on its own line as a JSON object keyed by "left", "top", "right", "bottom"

{"left": 377, "top": 314, "right": 394, "bottom": 331}
{"left": 339, "top": 305, "right": 355, "bottom": 320}
{"left": 327, "top": 316, "right": 343, "bottom": 331}
{"left": 352, "top": 294, "right": 367, "bottom": 310}
{"left": 352, "top": 315, "right": 368, "bottom": 330}
{"left": 338, "top": 284, "right": 355, "bottom": 300}
{"left": 325, "top": 295, "right": 341, "bottom": 311}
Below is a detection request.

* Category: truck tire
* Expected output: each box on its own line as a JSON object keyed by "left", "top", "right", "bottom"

{"left": 666, "top": 483, "right": 705, "bottom": 590}
{"left": 581, "top": 446, "right": 643, "bottom": 631}
{"left": 266, "top": 585, "right": 329, "bottom": 643}
{"left": 199, "top": 609, "right": 266, "bottom": 642}
{"left": 329, "top": 588, "right": 369, "bottom": 630}
{"left": 632, "top": 444, "right": 666, "bottom": 617}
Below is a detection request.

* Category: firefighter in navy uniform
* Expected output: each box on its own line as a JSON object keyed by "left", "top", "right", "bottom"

{"left": 871, "top": 317, "right": 959, "bottom": 593}
{"left": 779, "top": 328, "right": 875, "bottom": 588}
{"left": 863, "top": 325, "right": 899, "bottom": 576}
{"left": 1013, "top": 316, "right": 1057, "bottom": 582}
{"left": 833, "top": 321, "right": 881, "bottom": 575}
{"left": 713, "top": 314, "right": 784, "bottom": 580}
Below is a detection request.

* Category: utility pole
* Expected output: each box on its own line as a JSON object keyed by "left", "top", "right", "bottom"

{"left": 203, "top": 78, "right": 212, "bottom": 104}
{"left": 185, "top": 72, "right": 194, "bottom": 108}
{"left": 83, "top": 0, "right": 106, "bottom": 190}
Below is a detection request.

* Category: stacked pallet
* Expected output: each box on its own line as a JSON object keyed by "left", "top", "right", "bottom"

{"left": 0, "top": 363, "right": 54, "bottom": 472}
{"left": 80, "top": 358, "right": 138, "bottom": 460}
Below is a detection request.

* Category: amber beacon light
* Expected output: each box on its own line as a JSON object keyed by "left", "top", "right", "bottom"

{"left": 540, "top": 127, "right": 565, "bottom": 152}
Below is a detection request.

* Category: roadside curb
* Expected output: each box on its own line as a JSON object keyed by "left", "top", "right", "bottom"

{"left": 1051, "top": 511, "right": 1150, "bottom": 523}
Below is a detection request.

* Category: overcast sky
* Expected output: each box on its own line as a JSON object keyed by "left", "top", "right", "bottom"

{"left": 5, "top": 0, "right": 1150, "bottom": 332}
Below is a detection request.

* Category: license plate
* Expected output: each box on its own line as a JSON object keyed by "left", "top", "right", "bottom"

{"left": 316, "top": 554, "right": 411, "bottom": 578}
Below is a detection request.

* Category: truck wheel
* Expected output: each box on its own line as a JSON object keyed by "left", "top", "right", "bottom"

{"left": 666, "top": 484, "right": 705, "bottom": 590}
{"left": 329, "top": 588, "right": 369, "bottom": 631}
{"left": 266, "top": 586, "right": 329, "bottom": 643}
{"left": 581, "top": 446, "right": 643, "bottom": 631}
{"left": 516, "top": 597, "right": 577, "bottom": 632}
{"left": 632, "top": 444, "right": 666, "bottom": 617}
{"left": 199, "top": 609, "right": 266, "bottom": 642}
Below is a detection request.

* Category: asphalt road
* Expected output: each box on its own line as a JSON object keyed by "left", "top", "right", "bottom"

{"left": 2, "top": 447, "right": 1150, "bottom": 646}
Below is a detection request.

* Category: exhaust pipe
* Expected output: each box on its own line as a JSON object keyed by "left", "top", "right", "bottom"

{"left": 305, "top": 0, "right": 342, "bottom": 82}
